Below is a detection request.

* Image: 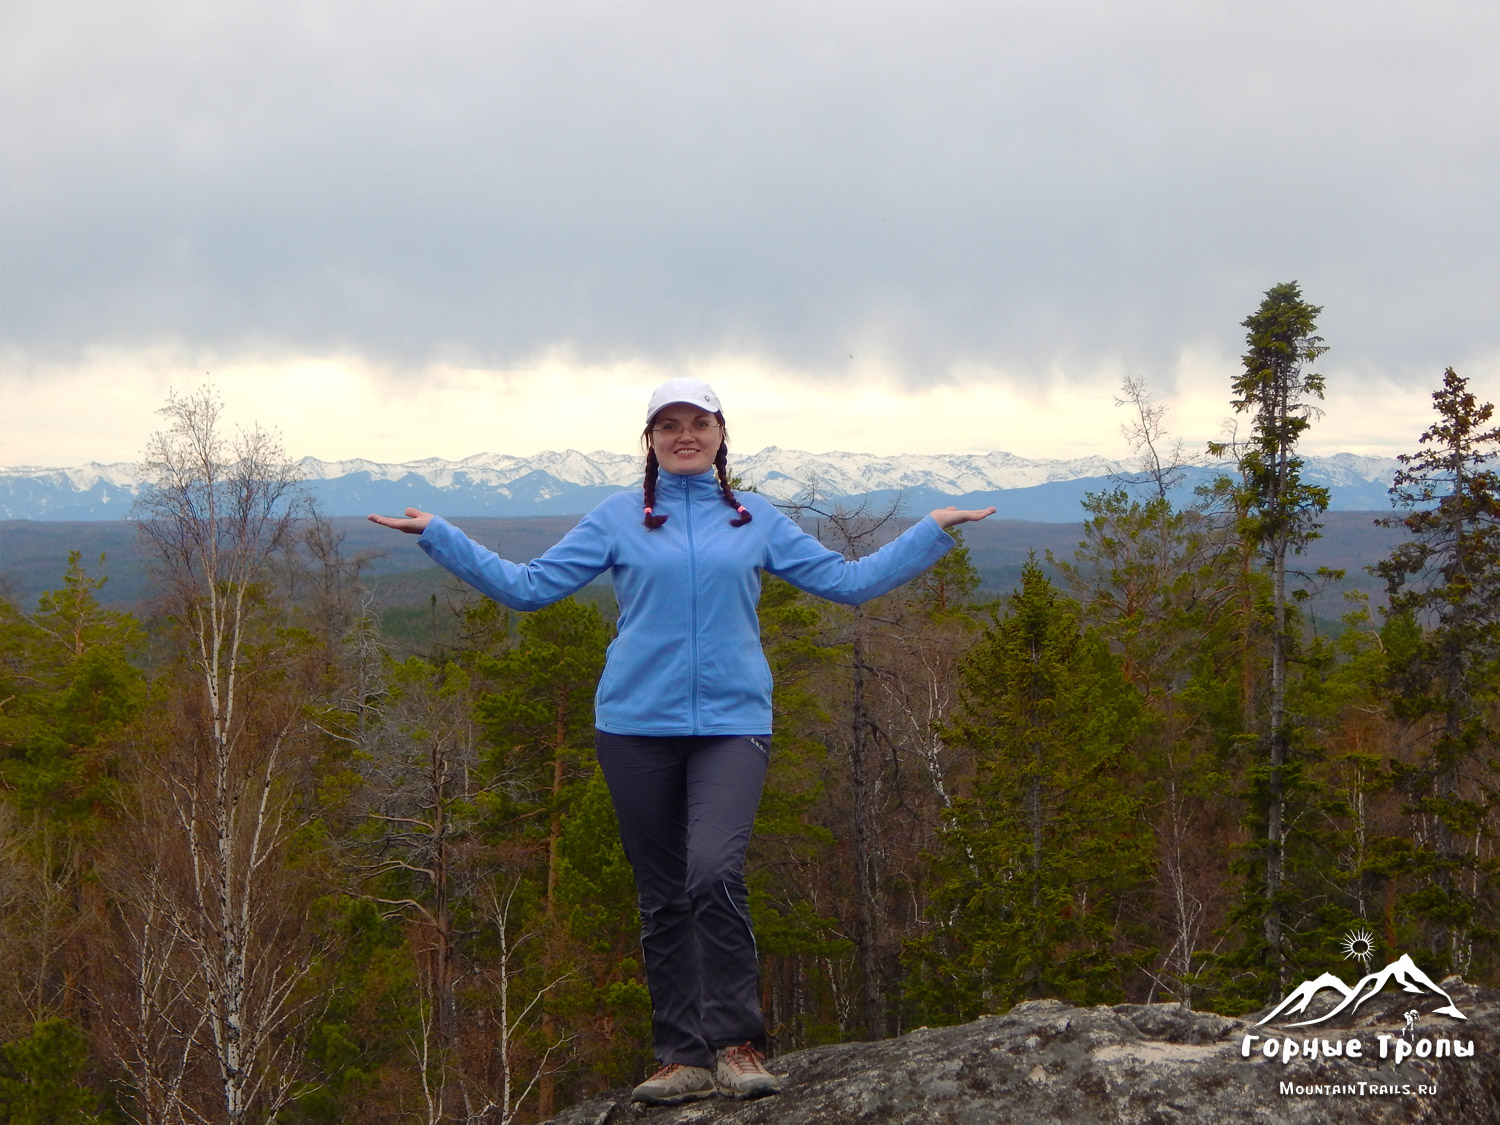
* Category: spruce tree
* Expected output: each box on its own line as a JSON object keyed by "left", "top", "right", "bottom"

{"left": 908, "top": 560, "right": 1146, "bottom": 1019}
{"left": 1210, "top": 280, "right": 1329, "bottom": 987}
{"left": 1374, "top": 368, "right": 1500, "bottom": 974}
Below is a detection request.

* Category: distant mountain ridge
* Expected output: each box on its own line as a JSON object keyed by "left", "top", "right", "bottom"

{"left": 0, "top": 448, "right": 1402, "bottom": 522}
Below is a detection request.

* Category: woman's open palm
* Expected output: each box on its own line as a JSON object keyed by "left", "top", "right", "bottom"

{"left": 367, "top": 507, "right": 434, "bottom": 535}
{"left": 929, "top": 505, "right": 996, "bottom": 529}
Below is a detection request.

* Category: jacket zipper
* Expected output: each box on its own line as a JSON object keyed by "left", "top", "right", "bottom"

{"left": 684, "top": 473, "right": 700, "bottom": 733}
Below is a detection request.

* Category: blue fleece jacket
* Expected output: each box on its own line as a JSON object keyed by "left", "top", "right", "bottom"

{"left": 417, "top": 468, "right": 954, "bottom": 736}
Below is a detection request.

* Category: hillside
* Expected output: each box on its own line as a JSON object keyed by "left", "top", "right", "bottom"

{"left": 2, "top": 511, "right": 1407, "bottom": 624}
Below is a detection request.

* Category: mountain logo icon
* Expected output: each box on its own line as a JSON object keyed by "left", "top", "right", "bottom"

{"left": 1258, "top": 953, "right": 1467, "bottom": 1028}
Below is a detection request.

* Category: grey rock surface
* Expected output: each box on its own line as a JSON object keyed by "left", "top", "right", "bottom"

{"left": 543, "top": 979, "right": 1499, "bottom": 1124}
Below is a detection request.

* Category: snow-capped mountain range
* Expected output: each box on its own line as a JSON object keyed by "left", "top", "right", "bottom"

{"left": 0, "top": 448, "right": 1403, "bottom": 522}
{"left": 1257, "top": 953, "right": 1467, "bottom": 1027}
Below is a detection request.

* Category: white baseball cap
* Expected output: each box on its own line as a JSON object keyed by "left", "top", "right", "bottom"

{"left": 646, "top": 377, "right": 722, "bottom": 423}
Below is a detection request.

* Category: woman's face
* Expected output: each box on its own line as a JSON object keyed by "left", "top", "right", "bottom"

{"left": 649, "top": 403, "right": 723, "bottom": 476}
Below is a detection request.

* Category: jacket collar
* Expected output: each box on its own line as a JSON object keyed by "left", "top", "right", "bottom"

{"left": 658, "top": 467, "right": 720, "bottom": 493}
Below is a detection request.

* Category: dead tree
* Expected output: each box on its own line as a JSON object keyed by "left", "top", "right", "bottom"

{"left": 781, "top": 489, "right": 902, "bottom": 1039}
{"left": 358, "top": 657, "right": 476, "bottom": 1124}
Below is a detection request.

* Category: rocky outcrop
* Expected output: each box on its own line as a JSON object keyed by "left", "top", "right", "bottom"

{"left": 544, "top": 979, "right": 1500, "bottom": 1124}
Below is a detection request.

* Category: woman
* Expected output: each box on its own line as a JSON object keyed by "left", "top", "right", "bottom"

{"left": 369, "top": 377, "right": 994, "bottom": 1105}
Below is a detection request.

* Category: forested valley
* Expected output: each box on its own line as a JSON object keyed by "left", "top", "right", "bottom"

{"left": 3, "top": 286, "right": 1498, "bottom": 1124}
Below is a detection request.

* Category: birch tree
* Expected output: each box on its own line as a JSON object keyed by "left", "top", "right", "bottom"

{"left": 129, "top": 388, "right": 317, "bottom": 1124}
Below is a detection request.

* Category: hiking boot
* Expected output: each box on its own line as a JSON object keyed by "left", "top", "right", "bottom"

{"left": 630, "top": 1062, "right": 715, "bottom": 1105}
{"left": 714, "top": 1042, "right": 783, "bottom": 1099}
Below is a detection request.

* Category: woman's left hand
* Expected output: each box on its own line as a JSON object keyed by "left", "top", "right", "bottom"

{"left": 930, "top": 505, "right": 996, "bottom": 529}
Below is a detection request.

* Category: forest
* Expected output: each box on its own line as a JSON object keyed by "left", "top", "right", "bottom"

{"left": 2, "top": 283, "right": 1498, "bottom": 1124}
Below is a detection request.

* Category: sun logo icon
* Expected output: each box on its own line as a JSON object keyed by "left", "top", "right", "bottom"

{"left": 1340, "top": 928, "right": 1377, "bottom": 968}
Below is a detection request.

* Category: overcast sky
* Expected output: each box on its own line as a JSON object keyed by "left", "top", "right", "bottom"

{"left": 3, "top": 0, "right": 1497, "bottom": 468}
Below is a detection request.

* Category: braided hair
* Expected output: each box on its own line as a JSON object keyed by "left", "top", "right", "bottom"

{"left": 714, "top": 443, "right": 752, "bottom": 527}
{"left": 641, "top": 410, "right": 753, "bottom": 530}
{"left": 641, "top": 447, "right": 669, "bottom": 530}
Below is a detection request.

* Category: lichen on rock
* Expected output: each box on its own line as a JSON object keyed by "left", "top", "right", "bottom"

{"left": 543, "top": 980, "right": 1500, "bottom": 1125}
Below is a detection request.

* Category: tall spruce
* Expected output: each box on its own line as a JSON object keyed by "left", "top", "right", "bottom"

{"left": 1209, "top": 281, "right": 1329, "bottom": 987}
{"left": 908, "top": 561, "right": 1146, "bottom": 1019}
{"left": 1374, "top": 368, "right": 1500, "bottom": 973}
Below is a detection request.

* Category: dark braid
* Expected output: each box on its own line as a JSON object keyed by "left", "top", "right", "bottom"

{"left": 642, "top": 448, "right": 668, "bottom": 530}
{"left": 715, "top": 443, "right": 752, "bottom": 526}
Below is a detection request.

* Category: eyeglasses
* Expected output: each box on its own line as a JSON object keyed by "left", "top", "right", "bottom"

{"left": 651, "top": 418, "right": 722, "bottom": 436}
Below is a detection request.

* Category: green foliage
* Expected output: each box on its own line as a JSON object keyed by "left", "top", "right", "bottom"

{"left": 553, "top": 767, "right": 653, "bottom": 1085}
{"left": 555, "top": 769, "right": 637, "bottom": 954}
{"left": 1371, "top": 368, "right": 1500, "bottom": 971}
{"left": 907, "top": 561, "right": 1148, "bottom": 1021}
{"left": 1056, "top": 487, "right": 1254, "bottom": 1009}
{"left": 907, "top": 527, "right": 983, "bottom": 618}
{"left": 1055, "top": 489, "right": 1241, "bottom": 697}
{"left": 1214, "top": 280, "right": 1331, "bottom": 558}
{"left": 1204, "top": 281, "right": 1333, "bottom": 992}
{"left": 288, "top": 897, "right": 415, "bottom": 1125}
{"left": 1376, "top": 367, "right": 1500, "bottom": 729}
{"left": 477, "top": 597, "right": 610, "bottom": 822}
{"left": 0, "top": 552, "right": 144, "bottom": 823}
{"left": 0, "top": 1018, "right": 102, "bottom": 1125}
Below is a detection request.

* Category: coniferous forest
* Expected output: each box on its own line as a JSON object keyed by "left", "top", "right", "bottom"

{"left": 3, "top": 285, "right": 1498, "bottom": 1123}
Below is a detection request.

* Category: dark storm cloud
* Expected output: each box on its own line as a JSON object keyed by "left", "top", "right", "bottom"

{"left": 3, "top": 0, "right": 1497, "bottom": 383}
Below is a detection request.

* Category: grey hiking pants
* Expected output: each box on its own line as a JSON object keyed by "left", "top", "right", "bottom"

{"left": 594, "top": 731, "right": 771, "bottom": 1067}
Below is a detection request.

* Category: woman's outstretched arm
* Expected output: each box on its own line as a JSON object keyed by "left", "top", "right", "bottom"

{"left": 763, "top": 499, "right": 984, "bottom": 607}
{"left": 367, "top": 502, "right": 616, "bottom": 612}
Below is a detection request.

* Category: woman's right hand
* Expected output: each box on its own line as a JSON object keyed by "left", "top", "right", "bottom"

{"left": 367, "top": 508, "right": 435, "bottom": 535}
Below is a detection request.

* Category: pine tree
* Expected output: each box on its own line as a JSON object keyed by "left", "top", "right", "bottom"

{"left": 475, "top": 596, "right": 608, "bottom": 1116}
{"left": 551, "top": 767, "right": 653, "bottom": 1091}
{"left": 0, "top": 554, "right": 144, "bottom": 1049}
{"left": 0, "top": 551, "right": 144, "bottom": 820}
{"left": 0, "top": 1019, "right": 101, "bottom": 1125}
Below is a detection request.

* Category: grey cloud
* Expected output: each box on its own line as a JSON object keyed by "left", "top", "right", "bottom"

{"left": 3, "top": 0, "right": 1498, "bottom": 384}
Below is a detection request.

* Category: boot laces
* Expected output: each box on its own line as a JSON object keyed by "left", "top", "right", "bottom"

{"left": 721, "top": 1043, "right": 770, "bottom": 1075}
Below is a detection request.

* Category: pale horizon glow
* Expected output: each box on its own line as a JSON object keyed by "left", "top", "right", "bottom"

{"left": 5, "top": 346, "right": 1488, "bottom": 470}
